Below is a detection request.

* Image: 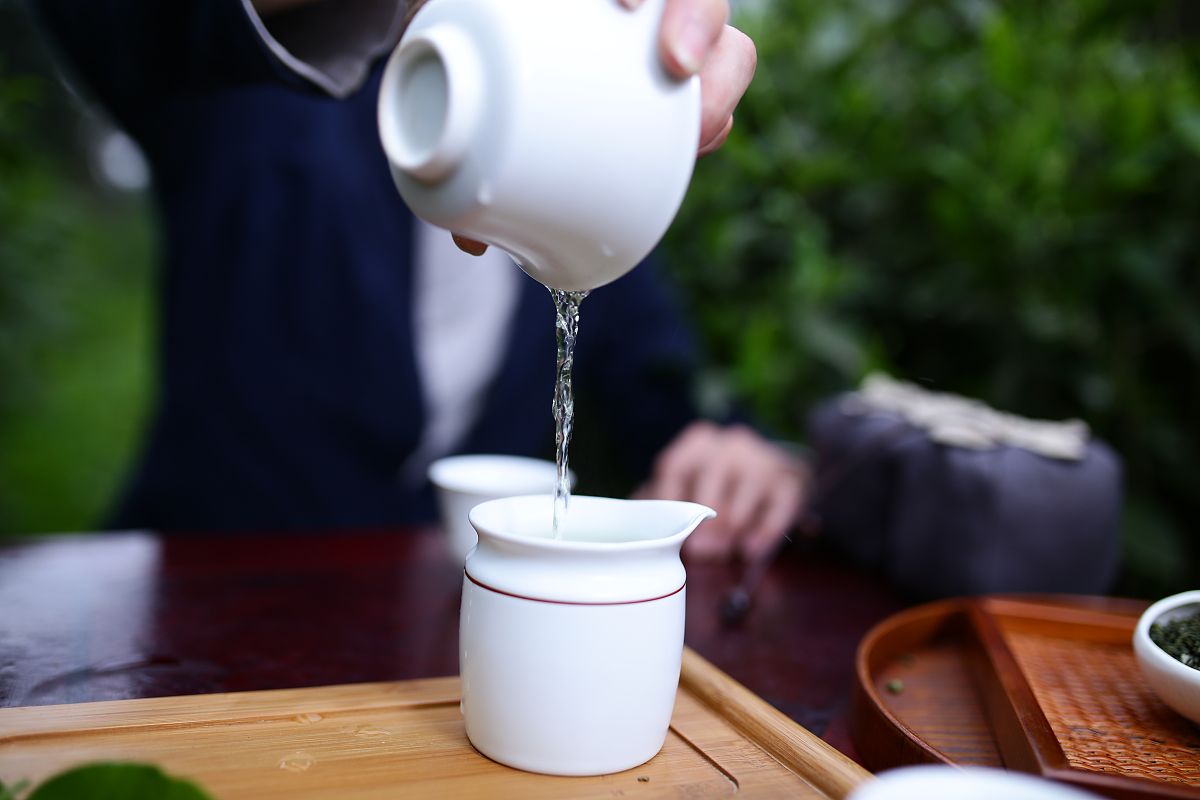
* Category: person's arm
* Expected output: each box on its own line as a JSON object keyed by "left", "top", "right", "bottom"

{"left": 244, "top": 0, "right": 406, "bottom": 98}
{"left": 32, "top": 0, "right": 283, "bottom": 131}
{"left": 32, "top": 0, "right": 405, "bottom": 134}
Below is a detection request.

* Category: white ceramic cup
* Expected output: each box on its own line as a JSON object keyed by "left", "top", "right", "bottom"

{"left": 377, "top": 0, "right": 701, "bottom": 291}
{"left": 460, "top": 494, "right": 715, "bottom": 775}
{"left": 428, "top": 454, "right": 572, "bottom": 564}
{"left": 1133, "top": 589, "right": 1200, "bottom": 725}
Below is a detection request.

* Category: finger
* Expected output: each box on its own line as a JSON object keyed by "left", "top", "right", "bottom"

{"left": 691, "top": 445, "right": 736, "bottom": 515}
{"left": 648, "top": 421, "right": 718, "bottom": 501}
{"left": 710, "top": 426, "right": 768, "bottom": 532}
{"left": 686, "top": 452, "right": 742, "bottom": 563}
{"left": 683, "top": 518, "right": 735, "bottom": 561}
{"left": 697, "top": 25, "right": 755, "bottom": 150}
{"left": 698, "top": 115, "right": 733, "bottom": 157}
{"left": 723, "top": 460, "right": 769, "bottom": 536}
{"left": 659, "top": 0, "right": 728, "bottom": 77}
{"left": 452, "top": 233, "right": 488, "bottom": 256}
{"left": 740, "top": 477, "right": 805, "bottom": 562}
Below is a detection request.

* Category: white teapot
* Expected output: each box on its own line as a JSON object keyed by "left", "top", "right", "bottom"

{"left": 377, "top": 0, "right": 701, "bottom": 291}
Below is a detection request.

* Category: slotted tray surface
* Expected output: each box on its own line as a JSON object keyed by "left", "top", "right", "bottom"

{"left": 0, "top": 648, "right": 869, "bottom": 799}
{"left": 853, "top": 595, "right": 1200, "bottom": 799}
{"left": 991, "top": 608, "right": 1200, "bottom": 793}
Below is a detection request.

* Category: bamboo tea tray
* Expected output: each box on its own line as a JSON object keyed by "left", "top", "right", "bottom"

{"left": 852, "top": 595, "right": 1200, "bottom": 799}
{"left": 0, "top": 647, "right": 869, "bottom": 799}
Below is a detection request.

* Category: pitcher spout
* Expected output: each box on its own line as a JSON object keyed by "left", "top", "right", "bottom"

{"left": 469, "top": 495, "right": 714, "bottom": 548}
{"left": 669, "top": 501, "right": 718, "bottom": 541}
{"left": 467, "top": 495, "right": 716, "bottom": 605}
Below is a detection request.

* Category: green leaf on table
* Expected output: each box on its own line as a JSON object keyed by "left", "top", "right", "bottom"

{"left": 26, "top": 764, "right": 211, "bottom": 800}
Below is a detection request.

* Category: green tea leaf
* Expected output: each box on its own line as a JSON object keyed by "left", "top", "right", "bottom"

{"left": 1150, "top": 612, "right": 1200, "bottom": 671}
{"left": 26, "top": 764, "right": 210, "bottom": 800}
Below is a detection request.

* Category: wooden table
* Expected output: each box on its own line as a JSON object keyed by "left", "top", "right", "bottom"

{"left": 0, "top": 528, "right": 902, "bottom": 759}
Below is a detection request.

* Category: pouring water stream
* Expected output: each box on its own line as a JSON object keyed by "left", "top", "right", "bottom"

{"left": 550, "top": 288, "right": 587, "bottom": 538}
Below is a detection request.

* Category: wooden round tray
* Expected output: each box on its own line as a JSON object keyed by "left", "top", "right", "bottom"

{"left": 851, "top": 597, "right": 999, "bottom": 769}
{"left": 850, "top": 595, "right": 1200, "bottom": 799}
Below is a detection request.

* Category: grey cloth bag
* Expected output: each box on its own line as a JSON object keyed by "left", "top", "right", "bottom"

{"left": 806, "top": 387, "right": 1124, "bottom": 601}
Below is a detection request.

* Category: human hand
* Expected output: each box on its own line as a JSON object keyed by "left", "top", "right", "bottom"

{"left": 625, "top": 0, "right": 756, "bottom": 155}
{"left": 635, "top": 422, "right": 809, "bottom": 563}
{"left": 454, "top": 0, "right": 756, "bottom": 256}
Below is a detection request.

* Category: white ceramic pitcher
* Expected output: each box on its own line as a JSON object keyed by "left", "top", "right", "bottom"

{"left": 460, "top": 494, "right": 715, "bottom": 775}
{"left": 377, "top": 0, "right": 701, "bottom": 291}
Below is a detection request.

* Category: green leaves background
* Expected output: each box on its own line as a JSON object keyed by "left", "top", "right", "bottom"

{"left": 667, "top": 0, "right": 1200, "bottom": 595}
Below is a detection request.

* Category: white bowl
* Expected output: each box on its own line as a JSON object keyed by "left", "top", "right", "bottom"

{"left": 427, "top": 455, "right": 572, "bottom": 564}
{"left": 1133, "top": 589, "right": 1200, "bottom": 725}
{"left": 379, "top": 0, "right": 699, "bottom": 291}
{"left": 849, "top": 766, "right": 1102, "bottom": 800}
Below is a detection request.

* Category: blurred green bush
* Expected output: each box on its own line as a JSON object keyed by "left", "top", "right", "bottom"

{"left": 3, "top": 1, "right": 1197, "bottom": 597}
{"left": 667, "top": 0, "right": 1200, "bottom": 596}
{"left": 0, "top": 53, "right": 153, "bottom": 534}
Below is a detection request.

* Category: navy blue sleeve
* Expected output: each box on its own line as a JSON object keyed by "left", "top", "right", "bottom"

{"left": 32, "top": 0, "right": 305, "bottom": 132}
